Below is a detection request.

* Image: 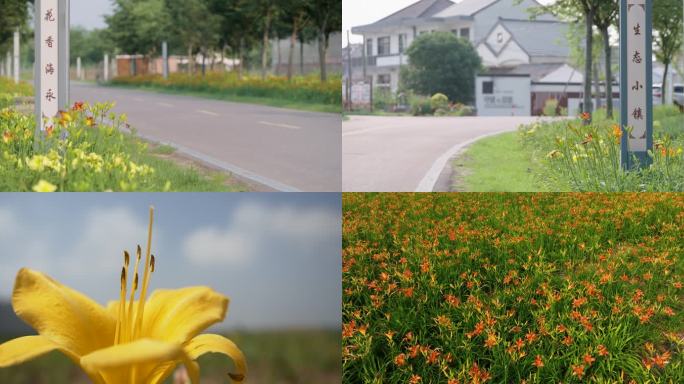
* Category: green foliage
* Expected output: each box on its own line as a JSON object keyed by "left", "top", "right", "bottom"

{"left": 543, "top": 98, "right": 560, "bottom": 117}
{"left": 653, "top": 0, "right": 684, "bottom": 67}
{"left": 401, "top": 32, "right": 481, "bottom": 104}
{"left": 409, "top": 95, "right": 432, "bottom": 116}
{"left": 69, "top": 28, "right": 110, "bottom": 65}
{"left": 430, "top": 93, "right": 449, "bottom": 111}
{"left": 105, "top": 0, "right": 171, "bottom": 55}
{"left": 518, "top": 107, "right": 684, "bottom": 191}
{"left": 0, "top": 0, "right": 28, "bottom": 49}
{"left": 343, "top": 193, "right": 684, "bottom": 383}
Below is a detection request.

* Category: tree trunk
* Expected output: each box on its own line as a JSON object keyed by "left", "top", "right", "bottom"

{"left": 201, "top": 49, "right": 206, "bottom": 76}
{"left": 187, "top": 44, "right": 194, "bottom": 75}
{"left": 602, "top": 27, "right": 613, "bottom": 119}
{"left": 276, "top": 32, "right": 282, "bottom": 75}
{"left": 261, "top": 10, "right": 272, "bottom": 80}
{"left": 583, "top": 9, "right": 594, "bottom": 123}
{"left": 238, "top": 38, "right": 244, "bottom": 80}
{"left": 318, "top": 31, "right": 327, "bottom": 82}
{"left": 300, "top": 36, "right": 305, "bottom": 75}
{"left": 288, "top": 18, "right": 298, "bottom": 81}
{"left": 662, "top": 62, "right": 669, "bottom": 104}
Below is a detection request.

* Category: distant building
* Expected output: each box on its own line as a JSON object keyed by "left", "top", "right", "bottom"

{"left": 349, "top": 0, "right": 567, "bottom": 93}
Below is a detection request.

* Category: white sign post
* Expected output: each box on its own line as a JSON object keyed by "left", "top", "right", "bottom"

{"left": 13, "top": 30, "right": 20, "bottom": 84}
{"left": 34, "top": 0, "right": 69, "bottom": 137}
{"left": 620, "top": 0, "right": 653, "bottom": 169}
{"left": 104, "top": 53, "right": 109, "bottom": 82}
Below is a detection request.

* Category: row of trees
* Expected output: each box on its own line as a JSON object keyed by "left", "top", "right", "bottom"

{"left": 105, "top": 0, "right": 341, "bottom": 81}
{"left": 526, "top": 0, "right": 682, "bottom": 121}
{"left": 0, "top": 0, "right": 29, "bottom": 56}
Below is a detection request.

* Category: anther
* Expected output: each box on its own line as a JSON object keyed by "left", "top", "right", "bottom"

{"left": 229, "top": 373, "right": 245, "bottom": 382}
{"left": 120, "top": 267, "right": 126, "bottom": 287}
{"left": 133, "top": 273, "right": 139, "bottom": 290}
{"left": 124, "top": 251, "right": 130, "bottom": 267}
{"left": 151, "top": 255, "right": 155, "bottom": 272}
{"left": 136, "top": 245, "right": 142, "bottom": 260}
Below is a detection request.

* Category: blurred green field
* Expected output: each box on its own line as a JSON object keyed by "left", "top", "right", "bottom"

{"left": 0, "top": 329, "right": 341, "bottom": 383}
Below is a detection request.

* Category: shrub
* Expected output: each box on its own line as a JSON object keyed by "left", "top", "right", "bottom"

{"left": 543, "top": 98, "right": 560, "bottom": 116}
{"left": 410, "top": 96, "right": 433, "bottom": 116}
{"left": 430, "top": 93, "right": 449, "bottom": 111}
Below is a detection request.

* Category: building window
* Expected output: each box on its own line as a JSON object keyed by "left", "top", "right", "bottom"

{"left": 366, "top": 39, "right": 373, "bottom": 57}
{"left": 398, "top": 34, "right": 407, "bottom": 53}
{"left": 377, "top": 74, "right": 391, "bottom": 87}
{"left": 460, "top": 28, "right": 470, "bottom": 39}
{"left": 378, "top": 36, "right": 390, "bottom": 56}
{"left": 483, "top": 81, "right": 494, "bottom": 94}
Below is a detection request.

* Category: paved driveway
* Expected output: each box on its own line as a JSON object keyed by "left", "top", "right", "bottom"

{"left": 71, "top": 83, "right": 341, "bottom": 192}
{"left": 343, "top": 115, "right": 543, "bottom": 192}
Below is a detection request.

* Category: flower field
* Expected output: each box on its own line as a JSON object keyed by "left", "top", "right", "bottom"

{"left": 0, "top": 79, "right": 235, "bottom": 191}
{"left": 111, "top": 72, "right": 341, "bottom": 109}
{"left": 342, "top": 193, "right": 684, "bottom": 383}
{"left": 519, "top": 107, "right": 684, "bottom": 192}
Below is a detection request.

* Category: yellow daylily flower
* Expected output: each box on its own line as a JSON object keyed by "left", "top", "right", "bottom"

{"left": 32, "top": 179, "right": 57, "bottom": 192}
{"left": 0, "top": 207, "right": 246, "bottom": 383}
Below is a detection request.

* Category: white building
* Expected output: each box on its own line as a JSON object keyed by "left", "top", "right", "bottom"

{"left": 350, "top": 0, "right": 568, "bottom": 93}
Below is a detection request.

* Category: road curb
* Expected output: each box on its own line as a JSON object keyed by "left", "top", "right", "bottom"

{"left": 415, "top": 129, "right": 516, "bottom": 192}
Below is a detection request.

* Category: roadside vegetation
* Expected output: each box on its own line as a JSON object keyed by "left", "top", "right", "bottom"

{"left": 343, "top": 193, "right": 684, "bottom": 383}
{"left": 454, "top": 106, "right": 684, "bottom": 192}
{"left": 111, "top": 72, "right": 341, "bottom": 113}
{"left": 0, "top": 78, "right": 240, "bottom": 192}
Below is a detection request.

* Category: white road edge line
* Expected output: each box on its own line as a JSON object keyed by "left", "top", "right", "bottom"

{"left": 133, "top": 132, "right": 302, "bottom": 192}
{"left": 258, "top": 121, "right": 302, "bottom": 130}
{"left": 415, "top": 129, "right": 517, "bottom": 192}
{"left": 197, "top": 109, "right": 220, "bottom": 116}
{"left": 156, "top": 102, "right": 173, "bottom": 108}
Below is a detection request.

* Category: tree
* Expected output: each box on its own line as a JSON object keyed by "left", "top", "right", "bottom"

{"left": 70, "top": 28, "right": 110, "bottom": 65}
{"left": 526, "top": 0, "right": 602, "bottom": 123}
{"left": 165, "top": 0, "right": 219, "bottom": 75}
{"left": 279, "top": 0, "right": 311, "bottom": 80}
{"left": 400, "top": 32, "right": 481, "bottom": 103}
{"left": 240, "top": 0, "right": 279, "bottom": 79}
{"left": 0, "top": 0, "right": 29, "bottom": 50}
{"left": 306, "top": 0, "right": 341, "bottom": 82}
{"left": 593, "top": 1, "right": 618, "bottom": 119}
{"left": 653, "top": 0, "right": 683, "bottom": 104}
{"left": 106, "top": 0, "right": 170, "bottom": 56}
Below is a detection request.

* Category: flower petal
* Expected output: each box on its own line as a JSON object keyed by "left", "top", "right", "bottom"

{"left": 0, "top": 335, "right": 61, "bottom": 367}
{"left": 184, "top": 334, "right": 247, "bottom": 382}
{"left": 141, "top": 287, "right": 228, "bottom": 343}
{"left": 80, "top": 339, "right": 183, "bottom": 384}
{"left": 11, "top": 269, "right": 116, "bottom": 357}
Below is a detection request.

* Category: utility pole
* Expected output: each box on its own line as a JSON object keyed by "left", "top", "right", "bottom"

{"left": 13, "top": 29, "right": 20, "bottom": 83}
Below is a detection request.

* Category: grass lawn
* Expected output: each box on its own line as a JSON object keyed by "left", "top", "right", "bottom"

{"left": 452, "top": 131, "right": 547, "bottom": 192}
{"left": 108, "top": 83, "right": 340, "bottom": 114}
{"left": 343, "top": 193, "right": 684, "bottom": 384}
{"left": 0, "top": 329, "right": 341, "bottom": 383}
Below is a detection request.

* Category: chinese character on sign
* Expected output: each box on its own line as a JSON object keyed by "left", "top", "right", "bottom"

{"left": 45, "top": 36, "right": 54, "bottom": 48}
{"left": 45, "top": 89, "right": 56, "bottom": 102}
{"left": 633, "top": 23, "right": 641, "bottom": 35}
{"left": 45, "top": 63, "right": 55, "bottom": 75}
{"left": 632, "top": 51, "right": 642, "bottom": 64}
{"left": 632, "top": 107, "right": 643, "bottom": 120}
{"left": 631, "top": 81, "right": 643, "bottom": 91}
{"left": 44, "top": 9, "right": 55, "bottom": 22}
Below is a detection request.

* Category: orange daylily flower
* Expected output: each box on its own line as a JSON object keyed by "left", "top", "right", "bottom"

{"left": 533, "top": 355, "right": 544, "bottom": 368}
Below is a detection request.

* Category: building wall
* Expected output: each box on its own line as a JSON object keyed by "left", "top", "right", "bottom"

{"left": 476, "top": 75, "right": 531, "bottom": 116}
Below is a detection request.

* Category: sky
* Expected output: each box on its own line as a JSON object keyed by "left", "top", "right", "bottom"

{"left": 343, "top": 0, "right": 556, "bottom": 44}
{"left": 0, "top": 193, "right": 341, "bottom": 331}
{"left": 71, "top": 0, "right": 113, "bottom": 29}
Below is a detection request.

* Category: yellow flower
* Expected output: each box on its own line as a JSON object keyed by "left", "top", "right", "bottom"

{"left": 0, "top": 207, "right": 246, "bottom": 384}
{"left": 32, "top": 179, "right": 57, "bottom": 192}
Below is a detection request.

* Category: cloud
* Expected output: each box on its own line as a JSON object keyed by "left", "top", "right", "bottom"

{"left": 184, "top": 201, "right": 339, "bottom": 267}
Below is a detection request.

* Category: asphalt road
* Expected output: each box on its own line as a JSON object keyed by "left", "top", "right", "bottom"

{"left": 71, "top": 83, "right": 341, "bottom": 192}
{"left": 343, "top": 115, "right": 544, "bottom": 192}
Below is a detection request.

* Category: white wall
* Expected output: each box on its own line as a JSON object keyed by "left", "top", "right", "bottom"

{"left": 476, "top": 75, "right": 531, "bottom": 116}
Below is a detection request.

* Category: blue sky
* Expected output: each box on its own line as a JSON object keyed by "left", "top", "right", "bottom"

{"left": 71, "top": 0, "right": 113, "bottom": 29}
{"left": 0, "top": 193, "right": 341, "bottom": 331}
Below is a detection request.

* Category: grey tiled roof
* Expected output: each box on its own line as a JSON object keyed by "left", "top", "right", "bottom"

{"left": 435, "top": 0, "right": 499, "bottom": 17}
{"left": 353, "top": 0, "right": 455, "bottom": 31}
{"left": 499, "top": 18, "right": 570, "bottom": 57}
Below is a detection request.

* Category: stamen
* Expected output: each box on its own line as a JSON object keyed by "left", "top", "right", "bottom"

{"left": 134, "top": 206, "right": 155, "bottom": 338}
{"left": 151, "top": 255, "right": 155, "bottom": 273}
{"left": 124, "top": 250, "right": 130, "bottom": 267}
{"left": 229, "top": 373, "right": 245, "bottom": 382}
{"left": 115, "top": 262, "right": 127, "bottom": 344}
{"left": 126, "top": 249, "right": 142, "bottom": 343}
